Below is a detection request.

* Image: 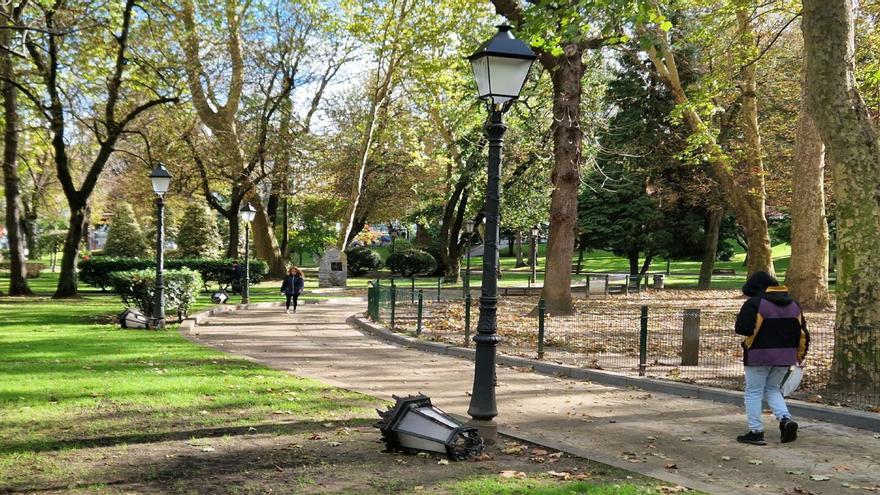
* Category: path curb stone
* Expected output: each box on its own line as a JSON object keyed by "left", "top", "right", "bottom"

{"left": 351, "top": 315, "right": 880, "bottom": 432}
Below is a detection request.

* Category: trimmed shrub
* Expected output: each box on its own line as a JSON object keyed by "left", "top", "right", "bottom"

{"left": 104, "top": 203, "right": 150, "bottom": 258}
{"left": 386, "top": 248, "right": 437, "bottom": 277}
{"left": 109, "top": 268, "right": 202, "bottom": 319}
{"left": 176, "top": 203, "right": 222, "bottom": 258}
{"left": 80, "top": 256, "right": 268, "bottom": 291}
{"left": 345, "top": 247, "right": 383, "bottom": 276}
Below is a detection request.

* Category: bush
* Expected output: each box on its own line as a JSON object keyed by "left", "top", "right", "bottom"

{"left": 109, "top": 268, "right": 202, "bottom": 319}
{"left": 176, "top": 203, "right": 222, "bottom": 258}
{"left": 386, "top": 248, "right": 437, "bottom": 277}
{"left": 345, "top": 247, "right": 383, "bottom": 276}
{"left": 80, "top": 256, "right": 269, "bottom": 291}
{"left": 104, "top": 203, "right": 150, "bottom": 258}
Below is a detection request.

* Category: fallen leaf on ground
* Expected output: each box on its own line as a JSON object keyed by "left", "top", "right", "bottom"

{"left": 786, "top": 470, "right": 805, "bottom": 475}
{"left": 322, "top": 422, "right": 334, "bottom": 428}
{"left": 658, "top": 487, "right": 689, "bottom": 494}
{"left": 499, "top": 470, "right": 527, "bottom": 479}
{"left": 749, "top": 459, "right": 763, "bottom": 465}
{"left": 308, "top": 434, "right": 324, "bottom": 441}
{"left": 549, "top": 452, "right": 563, "bottom": 459}
{"left": 473, "top": 452, "right": 493, "bottom": 461}
{"left": 547, "top": 471, "right": 570, "bottom": 480}
{"left": 810, "top": 475, "right": 831, "bottom": 481}
{"left": 437, "top": 459, "right": 449, "bottom": 465}
{"left": 721, "top": 456, "right": 732, "bottom": 461}
{"left": 327, "top": 441, "right": 341, "bottom": 447}
{"left": 531, "top": 448, "right": 549, "bottom": 456}
{"left": 679, "top": 437, "right": 693, "bottom": 442}
{"left": 665, "top": 463, "right": 678, "bottom": 470}
{"left": 201, "top": 447, "right": 215, "bottom": 452}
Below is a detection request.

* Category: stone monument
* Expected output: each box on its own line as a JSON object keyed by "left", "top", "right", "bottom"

{"left": 318, "top": 246, "right": 347, "bottom": 287}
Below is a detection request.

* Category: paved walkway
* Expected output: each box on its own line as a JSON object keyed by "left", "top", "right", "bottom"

{"left": 186, "top": 298, "right": 880, "bottom": 495}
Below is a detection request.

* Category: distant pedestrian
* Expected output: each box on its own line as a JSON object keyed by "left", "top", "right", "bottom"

{"left": 230, "top": 261, "right": 243, "bottom": 294}
{"left": 734, "top": 271, "right": 809, "bottom": 445}
{"left": 280, "top": 266, "right": 305, "bottom": 314}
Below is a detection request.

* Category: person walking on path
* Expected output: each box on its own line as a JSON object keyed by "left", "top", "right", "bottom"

{"left": 230, "top": 261, "right": 243, "bottom": 294}
{"left": 734, "top": 271, "right": 810, "bottom": 446}
{"left": 280, "top": 266, "right": 305, "bottom": 314}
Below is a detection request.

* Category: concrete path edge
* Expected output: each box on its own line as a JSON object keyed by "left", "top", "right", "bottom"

{"left": 350, "top": 315, "right": 880, "bottom": 433}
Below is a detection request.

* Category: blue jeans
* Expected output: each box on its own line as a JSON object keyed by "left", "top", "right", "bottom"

{"left": 744, "top": 366, "right": 791, "bottom": 432}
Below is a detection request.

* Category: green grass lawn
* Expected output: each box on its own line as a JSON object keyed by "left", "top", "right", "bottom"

{"left": 0, "top": 271, "right": 700, "bottom": 494}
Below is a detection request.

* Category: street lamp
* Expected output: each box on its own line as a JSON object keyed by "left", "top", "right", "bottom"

{"left": 530, "top": 225, "right": 540, "bottom": 285}
{"left": 390, "top": 227, "right": 398, "bottom": 253}
{"left": 149, "top": 163, "right": 172, "bottom": 329}
{"left": 464, "top": 220, "right": 475, "bottom": 291}
{"left": 239, "top": 202, "right": 257, "bottom": 304}
{"left": 467, "top": 24, "right": 536, "bottom": 436}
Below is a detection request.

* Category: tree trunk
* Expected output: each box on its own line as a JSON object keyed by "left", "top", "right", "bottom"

{"left": 1, "top": 16, "right": 32, "bottom": 296}
{"left": 803, "top": 0, "right": 880, "bottom": 387}
{"left": 628, "top": 252, "right": 639, "bottom": 276}
{"left": 54, "top": 207, "right": 86, "bottom": 298}
{"left": 514, "top": 231, "right": 526, "bottom": 267}
{"left": 640, "top": 255, "right": 653, "bottom": 275}
{"left": 698, "top": 207, "right": 723, "bottom": 290}
{"left": 226, "top": 196, "right": 242, "bottom": 259}
{"left": 540, "top": 45, "right": 583, "bottom": 316}
{"left": 250, "top": 197, "right": 287, "bottom": 278}
{"left": 785, "top": 66, "right": 832, "bottom": 310}
{"left": 280, "top": 198, "right": 289, "bottom": 257}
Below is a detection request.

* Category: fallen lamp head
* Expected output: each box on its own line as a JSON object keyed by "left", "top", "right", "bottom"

{"left": 376, "top": 394, "right": 484, "bottom": 461}
{"left": 118, "top": 308, "right": 149, "bottom": 329}
{"left": 211, "top": 291, "right": 229, "bottom": 304}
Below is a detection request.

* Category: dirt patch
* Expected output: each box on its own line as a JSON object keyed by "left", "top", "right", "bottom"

{"left": 391, "top": 290, "right": 875, "bottom": 411}
{"left": 8, "top": 420, "right": 680, "bottom": 494}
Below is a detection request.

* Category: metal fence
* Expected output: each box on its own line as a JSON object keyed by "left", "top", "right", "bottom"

{"left": 366, "top": 287, "right": 878, "bottom": 412}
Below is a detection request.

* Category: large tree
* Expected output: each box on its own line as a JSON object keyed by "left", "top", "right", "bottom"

{"left": 802, "top": 0, "right": 880, "bottom": 386}
{"left": 17, "top": 0, "right": 176, "bottom": 297}
{"left": 0, "top": 0, "right": 31, "bottom": 295}
{"left": 639, "top": 0, "right": 776, "bottom": 278}
{"left": 491, "top": 0, "right": 614, "bottom": 315}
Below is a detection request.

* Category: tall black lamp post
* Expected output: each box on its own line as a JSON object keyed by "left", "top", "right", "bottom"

{"left": 466, "top": 25, "right": 536, "bottom": 435}
{"left": 149, "top": 163, "right": 172, "bottom": 329}
{"left": 530, "top": 225, "right": 540, "bottom": 284}
{"left": 239, "top": 202, "right": 257, "bottom": 304}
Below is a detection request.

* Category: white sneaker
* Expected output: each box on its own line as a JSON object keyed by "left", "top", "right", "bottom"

{"left": 285, "top": 309, "right": 291, "bottom": 314}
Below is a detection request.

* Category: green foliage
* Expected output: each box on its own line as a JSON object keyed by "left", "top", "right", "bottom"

{"left": 176, "top": 203, "right": 222, "bottom": 258}
{"left": 80, "top": 256, "right": 268, "bottom": 291}
{"left": 385, "top": 248, "right": 437, "bottom": 277}
{"left": 108, "top": 268, "right": 202, "bottom": 318}
{"left": 345, "top": 247, "right": 383, "bottom": 276}
{"left": 103, "top": 203, "right": 150, "bottom": 258}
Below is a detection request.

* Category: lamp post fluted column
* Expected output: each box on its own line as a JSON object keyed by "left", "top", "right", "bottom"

{"left": 153, "top": 195, "right": 166, "bottom": 329}
{"left": 242, "top": 223, "right": 251, "bottom": 304}
{"left": 467, "top": 108, "right": 505, "bottom": 426}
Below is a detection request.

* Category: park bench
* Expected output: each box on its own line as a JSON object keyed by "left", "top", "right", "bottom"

{"left": 712, "top": 268, "right": 736, "bottom": 275}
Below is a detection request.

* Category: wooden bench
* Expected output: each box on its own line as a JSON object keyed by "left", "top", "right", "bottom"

{"left": 712, "top": 268, "right": 736, "bottom": 275}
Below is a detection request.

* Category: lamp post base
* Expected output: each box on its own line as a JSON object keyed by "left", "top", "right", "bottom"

{"left": 466, "top": 418, "right": 498, "bottom": 446}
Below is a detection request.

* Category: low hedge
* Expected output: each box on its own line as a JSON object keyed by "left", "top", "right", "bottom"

{"left": 345, "top": 247, "right": 383, "bottom": 276}
{"left": 80, "top": 256, "right": 268, "bottom": 291}
{"left": 386, "top": 248, "right": 437, "bottom": 277}
{"left": 109, "top": 268, "right": 202, "bottom": 319}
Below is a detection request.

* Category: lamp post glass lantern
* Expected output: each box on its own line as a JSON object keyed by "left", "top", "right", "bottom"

{"left": 467, "top": 25, "right": 536, "bottom": 428}
{"left": 239, "top": 202, "right": 257, "bottom": 304}
{"left": 149, "top": 164, "right": 172, "bottom": 329}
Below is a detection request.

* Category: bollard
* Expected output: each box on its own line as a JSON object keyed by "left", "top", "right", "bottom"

{"left": 639, "top": 305, "right": 648, "bottom": 376}
{"left": 437, "top": 278, "right": 442, "bottom": 302}
{"left": 411, "top": 276, "right": 416, "bottom": 303}
{"left": 625, "top": 275, "right": 630, "bottom": 295}
{"left": 417, "top": 290, "right": 424, "bottom": 335}
{"left": 682, "top": 309, "right": 701, "bottom": 366}
{"left": 537, "top": 299, "right": 546, "bottom": 359}
{"left": 604, "top": 274, "right": 610, "bottom": 295}
{"left": 390, "top": 286, "right": 397, "bottom": 329}
{"left": 368, "top": 282, "right": 376, "bottom": 320}
{"left": 585, "top": 275, "right": 591, "bottom": 299}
